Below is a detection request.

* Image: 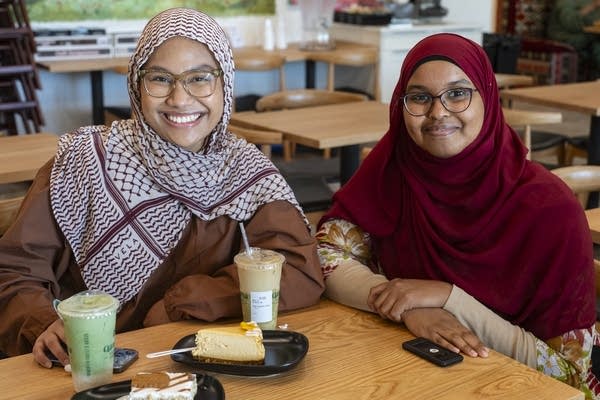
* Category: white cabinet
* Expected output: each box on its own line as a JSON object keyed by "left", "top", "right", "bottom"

{"left": 329, "top": 23, "right": 483, "bottom": 104}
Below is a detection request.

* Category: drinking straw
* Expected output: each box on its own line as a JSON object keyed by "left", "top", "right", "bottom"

{"left": 238, "top": 222, "right": 253, "bottom": 255}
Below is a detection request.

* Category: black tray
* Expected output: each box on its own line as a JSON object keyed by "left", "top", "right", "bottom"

{"left": 71, "top": 373, "right": 224, "bottom": 400}
{"left": 171, "top": 330, "right": 308, "bottom": 376}
{"left": 334, "top": 11, "right": 392, "bottom": 25}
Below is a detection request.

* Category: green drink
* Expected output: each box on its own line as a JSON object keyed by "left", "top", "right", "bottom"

{"left": 235, "top": 248, "right": 284, "bottom": 330}
{"left": 55, "top": 290, "right": 119, "bottom": 392}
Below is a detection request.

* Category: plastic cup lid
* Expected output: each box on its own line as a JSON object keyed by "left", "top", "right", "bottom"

{"left": 56, "top": 290, "right": 119, "bottom": 315}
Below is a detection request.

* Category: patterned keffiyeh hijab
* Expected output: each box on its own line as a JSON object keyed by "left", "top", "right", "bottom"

{"left": 50, "top": 8, "right": 302, "bottom": 305}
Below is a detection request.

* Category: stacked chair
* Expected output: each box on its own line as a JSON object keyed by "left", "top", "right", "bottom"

{"left": 0, "top": 0, "right": 43, "bottom": 135}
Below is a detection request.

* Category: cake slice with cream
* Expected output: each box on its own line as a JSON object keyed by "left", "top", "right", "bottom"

{"left": 192, "top": 321, "right": 265, "bottom": 364}
{"left": 129, "top": 371, "right": 196, "bottom": 400}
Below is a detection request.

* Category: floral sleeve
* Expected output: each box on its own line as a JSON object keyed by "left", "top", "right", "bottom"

{"left": 315, "top": 219, "right": 373, "bottom": 278}
{"left": 537, "top": 327, "right": 600, "bottom": 399}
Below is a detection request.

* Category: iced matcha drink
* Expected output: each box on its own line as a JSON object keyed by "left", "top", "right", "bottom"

{"left": 55, "top": 290, "right": 119, "bottom": 392}
{"left": 235, "top": 248, "right": 284, "bottom": 330}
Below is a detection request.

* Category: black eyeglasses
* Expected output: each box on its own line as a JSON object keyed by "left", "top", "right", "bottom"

{"left": 402, "top": 87, "right": 478, "bottom": 116}
{"left": 139, "top": 68, "right": 223, "bottom": 98}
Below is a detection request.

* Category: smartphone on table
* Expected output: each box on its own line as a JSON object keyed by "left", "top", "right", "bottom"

{"left": 402, "top": 337, "right": 463, "bottom": 367}
{"left": 46, "top": 346, "right": 139, "bottom": 374}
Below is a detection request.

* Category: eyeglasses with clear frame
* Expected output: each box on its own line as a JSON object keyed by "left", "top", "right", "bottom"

{"left": 139, "top": 68, "right": 223, "bottom": 98}
{"left": 401, "top": 87, "right": 478, "bottom": 116}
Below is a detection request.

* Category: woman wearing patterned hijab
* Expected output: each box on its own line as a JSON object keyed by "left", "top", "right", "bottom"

{"left": 317, "top": 33, "right": 599, "bottom": 395}
{"left": 0, "top": 8, "right": 324, "bottom": 366}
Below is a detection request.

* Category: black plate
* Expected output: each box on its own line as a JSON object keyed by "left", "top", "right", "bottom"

{"left": 171, "top": 330, "right": 309, "bottom": 376}
{"left": 70, "top": 373, "right": 224, "bottom": 400}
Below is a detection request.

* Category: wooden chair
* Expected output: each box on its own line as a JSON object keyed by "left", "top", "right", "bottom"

{"left": 310, "top": 48, "right": 379, "bottom": 101}
{"left": 233, "top": 50, "right": 286, "bottom": 112}
{"left": 564, "top": 137, "right": 589, "bottom": 166}
{"left": 498, "top": 74, "right": 567, "bottom": 167}
{"left": 594, "top": 259, "right": 600, "bottom": 322}
{"left": 255, "top": 89, "right": 369, "bottom": 161}
{"left": 551, "top": 165, "right": 600, "bottom": 209}
{"left": 0, "top": 181, "right": 29, "bottom": 236}
{"left": 503, "top": 108, "right": 564, "bottom": 165}
{"left": 360, "top": 146, "right": 373, "bottom": 163}
{"left": 0, "top": 195, "right": 23, "bottom": 235}
{"left": 595, "top": 259, "right": 600, "bottom": 297}
{"left": 228, "top": 124, "right": 282, "bottom": 159}
{"left": 495, "top": 73, "right": 535, "bottom": 90}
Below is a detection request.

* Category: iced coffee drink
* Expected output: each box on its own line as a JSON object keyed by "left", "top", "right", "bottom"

{"left": 235, "top": 248, "right": 284, "bottom": 330}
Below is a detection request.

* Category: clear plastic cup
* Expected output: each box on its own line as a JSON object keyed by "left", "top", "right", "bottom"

{"left": 55, "top": 290, "right": 119, "bottom": 392}
{"left": 235, "top": 248, "right": 284, "bottom": 330}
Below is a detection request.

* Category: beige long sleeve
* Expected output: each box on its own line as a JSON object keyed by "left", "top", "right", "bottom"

{"left": 324, "top": 259, "right": 389, "bottom": 312}
{"left": 443, "top": 285, "right": 537, "bottom": 368}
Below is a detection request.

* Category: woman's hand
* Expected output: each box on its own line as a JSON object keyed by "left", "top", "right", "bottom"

{"left": 32, "top": 319, "right": 69, "bottom": 368}
{"left": 403, "top": 307, "right": 489, "bottom": 358}
{"left": 367, "top": 278, "right": 452, "bottom": 322}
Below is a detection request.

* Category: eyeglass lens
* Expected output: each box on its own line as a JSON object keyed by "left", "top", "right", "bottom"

{"left": 142, "top": 69, "right": 220, "bottom": 98}
{"left": 403, "top": 88, "right": 474, "bottom": 116}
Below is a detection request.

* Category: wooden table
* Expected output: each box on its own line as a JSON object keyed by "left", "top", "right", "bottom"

{"left": 231, "top": 101, "right": 389, "bottom": 184}
{"left": 495, "top": 73, "right": 535, "bottom": 89}
{"left": 0, "top": 299, "right": 583, "bottom": 400}
{"left": 0, "top": 133, "right": 58, "bottom": 184}
{"left": 501, "top": 81, "right": 600, "bottom": 164}
{"left": 230, "top": 102, "right": 538, "bottom": 185}
{"left": 37, "top": 57, "right": 130, "bottom": 125}
{"left": 37, "top": 41, "right": 377, "bottom": 125}
{"left": 501, "top": 81, "right": 600, "bottom": 205}
{"left": 586, "top": 207, "right": 600, "bottom": 244}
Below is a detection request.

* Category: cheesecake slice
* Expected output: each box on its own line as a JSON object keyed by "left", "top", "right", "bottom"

{"left": 191, "top": 321, "right": 265, "bottom": 364}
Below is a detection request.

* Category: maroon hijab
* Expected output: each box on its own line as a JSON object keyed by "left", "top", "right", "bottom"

{"left": 323, "top": 33, "right": 595, "bottom": 340}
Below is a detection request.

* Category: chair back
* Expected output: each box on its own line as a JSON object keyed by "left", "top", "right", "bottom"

{"left": 0, "top": 195, "right": 24, "bottom": 236}
{"left": 503, "top": 108, "right": 562, "bottom": 160}
{"left": 228, "top": 124, "right": 282, "bottom": 159}
{"left": 234, "top": 50, "right": 286, "bottom": 92}
{"left": 595, "top": 259, "right": 600, "bottom": 299}
{"left": 0, "top": 181, "right": 30, "bottom": 235}
{"left": 551, "top": 165, "right": 600, "bottom": 209}
{"left": 311, "top": 49, "right": 379, "bottom": 100}
{"left": 256, "top": 89, "right": 368, "bottom": 112}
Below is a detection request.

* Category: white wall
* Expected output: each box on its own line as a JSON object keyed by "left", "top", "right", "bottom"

{"left": 443, "top": 0, "right": 495, "bottom": 33}
{"left": 32, "top": 0, "right": 495, "bottom": 135}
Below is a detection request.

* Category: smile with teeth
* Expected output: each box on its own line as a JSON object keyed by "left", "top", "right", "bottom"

{"left": 165, "top": 113, "right": 202, "bottom": 124}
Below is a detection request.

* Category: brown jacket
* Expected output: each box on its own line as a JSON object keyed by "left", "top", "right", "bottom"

{"left": 0, "top": 161, "right": 324, "bottom": 355}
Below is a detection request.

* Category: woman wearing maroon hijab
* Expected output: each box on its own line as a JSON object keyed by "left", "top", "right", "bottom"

{"left": 317, "top": 33, "right": 599, "bottom": 396}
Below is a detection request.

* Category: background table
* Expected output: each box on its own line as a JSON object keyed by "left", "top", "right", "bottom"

{"left": 0, "top": 133, "right": 58, "bottom": 184}
{"left": 0, "top": 300, "right": 584, "bottom": 399}
{"left": 232, "top": 101, "right": 388, "bottom": 185}
{"left": 500, "top": 81, "right": 600, "bottom": 164}
{"left": 501, "top": 81, "right": 600, "bottom": 205}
